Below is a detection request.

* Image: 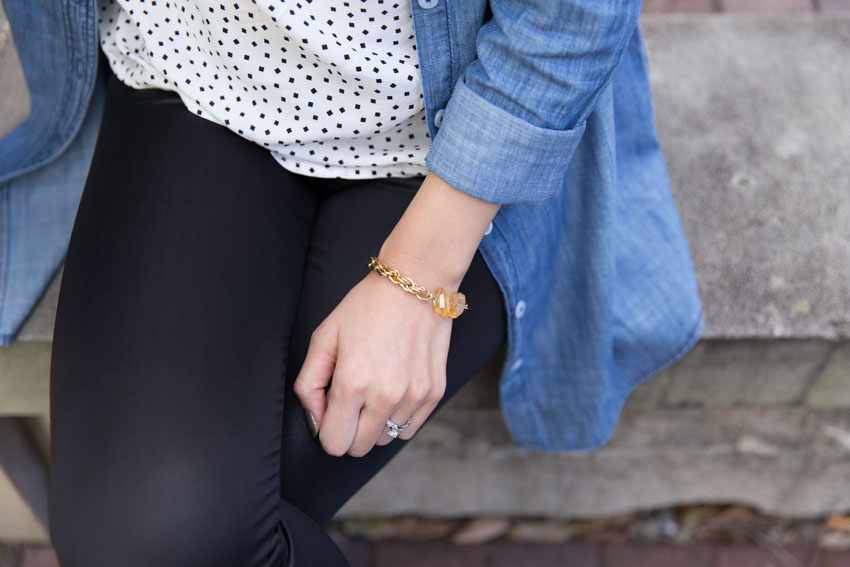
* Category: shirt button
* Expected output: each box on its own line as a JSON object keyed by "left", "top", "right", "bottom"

{"left": 484, "top": 222, "right": 493, "bottom": 235}
{"left": 434, "top": 108, "right": 445, "bottom": 128}
{"left": 514, "top": 300, "right": 526, "bottom": 319}
{"left": 510, "top": 358, "right": 524, "bottom": 372}
{"left": 418, "top": 0, "right": 439, "bottom": 8}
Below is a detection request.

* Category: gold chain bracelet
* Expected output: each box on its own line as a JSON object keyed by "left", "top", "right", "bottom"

{"left": 367, "top": 256, "right": 469, "bottom": 318}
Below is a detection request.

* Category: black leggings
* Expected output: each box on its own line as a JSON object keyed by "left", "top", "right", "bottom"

{"left": 47, "top": 69, "right": 507, "bottom": 567}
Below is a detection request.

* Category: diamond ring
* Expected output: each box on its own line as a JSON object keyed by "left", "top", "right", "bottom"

{"left": 385, "top": 417, "right": 411, "bottom": 439}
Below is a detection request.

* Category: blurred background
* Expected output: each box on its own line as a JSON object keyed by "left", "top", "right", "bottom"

{"left": 1, "top": 0, "right": 849, "bottom": 566}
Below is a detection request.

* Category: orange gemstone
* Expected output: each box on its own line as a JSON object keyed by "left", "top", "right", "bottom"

{"left": 433, "top": 287, "right": 451, "bottom": 317}
{"left": 449, "top": 291, "right": 467, "bottom": 318}
{"left": 433, "top": 288, "right": 467, "bottom": 318}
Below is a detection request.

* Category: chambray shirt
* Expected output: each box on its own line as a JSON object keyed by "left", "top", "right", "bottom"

{"left": 0, "top": 0, "right": 705, "bottom": 452}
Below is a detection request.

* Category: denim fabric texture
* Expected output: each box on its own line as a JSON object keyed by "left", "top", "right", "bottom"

{"left": 0, "top": 0, "right": 705, "bottom": 452}
{"left": 0, "top": 0, "right": 103, "bottom": 346}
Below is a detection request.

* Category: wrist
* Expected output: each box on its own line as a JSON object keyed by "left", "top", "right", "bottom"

{"left": 375, "top": 243, "right": 466, "bottom": 292}
{"left": 367, "top": 253, "right": 470, "bottom": 320}
{"left": 376, "top": 170, "right": 498, "bottom": 288}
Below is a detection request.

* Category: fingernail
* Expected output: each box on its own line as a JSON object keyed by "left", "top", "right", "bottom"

{"left": 303, "top": 408, "right": 319, "bottom": 438}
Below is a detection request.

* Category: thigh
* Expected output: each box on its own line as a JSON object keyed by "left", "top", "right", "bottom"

{"left": 278, "top": 176, "right": 508, "bottom": 526}
{"left": 49, "top": 71, "right": 319, "bottom": 566}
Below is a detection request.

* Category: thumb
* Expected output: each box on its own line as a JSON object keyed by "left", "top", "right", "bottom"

{"left": 294, "top": 322, "right": 338, "bottom": 431}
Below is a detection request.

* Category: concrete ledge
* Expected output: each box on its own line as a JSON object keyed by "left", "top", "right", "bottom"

{"left": 0, "top": 468, "right": 44, "bottom": 543}
{"left": 0, "top": 342, "right": 51, "bottom": 416}
{"left": 338, "top": 341, "right": 850, "bottom": 520}
{"left": 644, "top": 13, "right": 850, "bottom": 340}
{"left": 340, "top": 405, "right": 850, "bottom": 520}
{"left": 0, "top": 419, "right": 48, "bottom": 543}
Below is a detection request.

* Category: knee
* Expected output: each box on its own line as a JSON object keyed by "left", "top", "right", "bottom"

{"left": 49, "top": 461, "right": 284, "bottom": 567}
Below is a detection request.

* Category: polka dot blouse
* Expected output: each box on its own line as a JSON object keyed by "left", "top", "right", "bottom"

{"left": 96, "top": 0, "right": 432, "bottom": 179}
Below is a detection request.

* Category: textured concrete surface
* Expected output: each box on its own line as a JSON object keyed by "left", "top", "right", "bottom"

{"left": 329, "top": 335, "right": 850, "bottom": 520}
{"left": 806, "top": 347, "right": 850, "bottom": 406}
{"left": 0, "top": 420, "right": 49, "bottom": 535}
{"left": 0, "top": 344, "right": 51, "bottom": 415}
{"left": 338, "top": 402, "right": 850, "bottom": 519}
{"left": 0, "top": 470, "right": 45, "bottom": 543}
{"left": 9, "top": 270, "right": 61, "bottom": 344}
{"left": 645, "top": 13, "right": 850, "bottom": 340}
{"left": 656, "top": 339, "right": 834, "bottom": 407}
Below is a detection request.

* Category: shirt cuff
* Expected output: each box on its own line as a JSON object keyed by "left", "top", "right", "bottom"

{"left": 424, "top": 76, "right": 587, "bottom": 207}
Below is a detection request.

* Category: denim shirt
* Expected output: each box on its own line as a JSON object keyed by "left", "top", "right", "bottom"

{"left": 1, "top": 0, "right": 705, "bottom": 453}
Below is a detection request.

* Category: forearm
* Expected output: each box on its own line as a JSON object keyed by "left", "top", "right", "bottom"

{"left": 377, "top": 170, "right": 500, "bottom": 291}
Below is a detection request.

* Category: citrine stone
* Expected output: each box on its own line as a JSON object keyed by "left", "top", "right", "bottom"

{"left": 433, "top": 287, "right": 467, "bottom": 318}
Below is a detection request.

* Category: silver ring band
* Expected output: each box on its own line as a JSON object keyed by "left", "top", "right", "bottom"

{"left": 386, "top": 417, "right": 411, "bottom": 431}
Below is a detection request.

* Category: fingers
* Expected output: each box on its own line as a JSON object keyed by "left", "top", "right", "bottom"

{"left": 375, "top": 373, "right": 446, "bottom": 447}
{"left": 320, "top": 371, "right": 445, "bottom": 457}
{"left": 395, "top": 375, "right": 446, "bottom": 442}
{"left": 317, "top": 370, "right": 368, "bottom": 456}
{"left": 350, "top": 385, "right": 414, "bottom": 455}
{"left": 298, "top": 294, "right": 451, "bottom": 457}
{"left": 293, "top": 323, "right": 338, "bottom": 428}
{"left": 297, "top": 320, "right": 444, "bottom": 458}
{"left": 366, "top": 373, "right": 447, "bottom": 452}
{"left": 352, "top": 403, "right": 405, "bottom": 454}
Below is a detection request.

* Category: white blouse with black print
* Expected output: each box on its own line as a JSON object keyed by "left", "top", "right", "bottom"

{"left": 97, "top": 0, "right": 432, "bottom": 179}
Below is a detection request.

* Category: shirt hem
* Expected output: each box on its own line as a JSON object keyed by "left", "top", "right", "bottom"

{"left": 270, "top": 152, "right": 430, "bottom": 180}
{"left": 507, "top": 306, "right": 707, "bottom": 453}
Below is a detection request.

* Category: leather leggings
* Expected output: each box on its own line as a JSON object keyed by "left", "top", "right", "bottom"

{"left": 47, "top": 67, "right": 507, "bottom": 566}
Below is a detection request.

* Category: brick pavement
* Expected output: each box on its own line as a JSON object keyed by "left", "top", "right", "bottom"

{"left": 641, "top": 0, "right": 850, "bottom": 10}
{"left": 0, "top": 545, "right": 20, "bottom": 567}
{"left": 820, "top": 0, "right": 850, "bottom": 11}
{"left": 10, "top": 541, "right": 850, "bottom": 567}
{"left": 362, "top": 541, "right": 848, "bottom": 567}
{"left": 14, "top": 549, "right": 56, "bottom": 567}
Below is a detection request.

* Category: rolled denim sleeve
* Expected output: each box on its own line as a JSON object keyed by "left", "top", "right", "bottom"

{"left": 425, "top": 1, "right": 643, "bottom": 206}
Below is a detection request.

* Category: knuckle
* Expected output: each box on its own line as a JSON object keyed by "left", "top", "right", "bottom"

{"left": 331, "top": 373, "right": 368, "bottom": 398}
{"left": 339, "top": 376, "right": 368, "bottom": 397}
{"left": 375, "top": 386, "right": 404, "bottom": 408}
{"left": 408, "top": 381, "right": 430, "bottom": 402}
{"left": 310, "top": 325, "right": 329, "bottom": 346}
{"left": 427, "top": 384, "right": 446, "bottom": 405}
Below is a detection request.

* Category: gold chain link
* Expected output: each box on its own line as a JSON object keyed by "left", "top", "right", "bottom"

{"left": 367, "top": 257, "right": 434, "bottom": 302}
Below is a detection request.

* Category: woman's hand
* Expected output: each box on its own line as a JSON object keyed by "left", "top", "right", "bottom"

{"left": 293, "top": 254, "right": 457, "bottom": 457}
{"left": 294, "top": 170, "right": 500, "bottom": 457}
